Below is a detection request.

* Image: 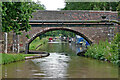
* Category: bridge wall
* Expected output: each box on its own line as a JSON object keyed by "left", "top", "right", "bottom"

{"left": 4, "top": 10, "right": 118, "bottom": 53}
{"left": 18, "top": 26, "right": 117, "bottom": 52}
{"left": 30, "top": 10, "right": 118, "bottom": 20}
{"left": 0, "top": 32, "right": 3, "bottom": 53}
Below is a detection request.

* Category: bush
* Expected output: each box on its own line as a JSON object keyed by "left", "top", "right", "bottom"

{"left": 85, "top": 33, "right": 120, "bottom": 65}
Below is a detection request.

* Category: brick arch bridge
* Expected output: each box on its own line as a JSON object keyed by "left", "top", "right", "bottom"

{"left": 28, "top": 27, "right": 93, "bottom": 44}
{"left": 23, "top": 26, "right": 117, "bottom": 54}
{"left": 10, "top": 10, "right": 119, "bottom": 53}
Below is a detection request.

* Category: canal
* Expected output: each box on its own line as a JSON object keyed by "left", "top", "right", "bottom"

{"left": 2, "top": 42, "right": 118, "bottom": 78}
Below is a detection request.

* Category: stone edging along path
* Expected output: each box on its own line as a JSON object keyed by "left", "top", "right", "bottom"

{"left": 25, "top": 52, "right": 50, "bottom": 60}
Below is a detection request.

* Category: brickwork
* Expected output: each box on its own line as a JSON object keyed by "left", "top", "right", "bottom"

{"left": 0, "top": 32, "right": 3, "bottom": 53}
{"left": 30, "top": 10, "right": 118, "bottom": 20}
{"left": 18, "top": 26, "right": 117, "bottom": 50}
{"left": 5, "top": 10, "right": 118, "bottom": 53}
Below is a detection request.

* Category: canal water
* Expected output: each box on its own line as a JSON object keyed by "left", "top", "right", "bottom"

{"left": 2, "top": 43, "right": 118, "bottom": 78}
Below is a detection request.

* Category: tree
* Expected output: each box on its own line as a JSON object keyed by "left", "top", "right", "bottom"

{"left": 2, "top": 2, "right": 35, "bottom": 34}
{"left": 2, "top": 2, "right": 45, "bottom": 53}
{"left": 2, "top": 1, "right": 45, "bottom": 33}
{"left": 62, "top": 2, "right": 119, "bottom": 11}
{"left": 31, "top": 0, "right": 46, "bottom": 10}
{"left": 2, "top": 2, "right": 34, "bottom": 53}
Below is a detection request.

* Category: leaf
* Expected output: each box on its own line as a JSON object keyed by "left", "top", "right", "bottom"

{"left": 26, "top": 34, "right": 30, "bottom": 39}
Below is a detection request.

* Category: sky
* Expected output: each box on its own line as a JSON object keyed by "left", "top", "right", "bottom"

{"left": 33, "top": 0, "right": 66, "bottom": 10}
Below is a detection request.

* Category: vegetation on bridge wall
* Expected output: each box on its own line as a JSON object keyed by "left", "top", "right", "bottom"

{"left": 85, "top": 33, "right": 120, "bottom": 65}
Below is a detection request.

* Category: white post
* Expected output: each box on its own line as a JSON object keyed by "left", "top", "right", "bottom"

{"left": 4, "top": 32, "right": 7, "bottom": 53}
{"left": 12, "top": 32, "right": 15, "bottom": 53}
{"left": 13, "top": 32, "right": 20, "bottom": 53}
{"left": 17, "top": 35, "right": 19, "bottom": 53}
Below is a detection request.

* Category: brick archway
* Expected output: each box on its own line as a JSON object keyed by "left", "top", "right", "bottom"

{"left": 25, "top": 27, "right": 93, "bottom": 54}
{"left": 28, "top": 27, "right": 93, "bottom": 44}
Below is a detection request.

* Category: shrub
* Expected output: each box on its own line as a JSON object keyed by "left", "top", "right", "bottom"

{"left": 85, "top": 33, "right": 119, "bottom": 65}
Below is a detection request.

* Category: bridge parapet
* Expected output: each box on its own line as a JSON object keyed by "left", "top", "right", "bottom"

{"left": 30, "top": 10, "right": 118, "bottom": 21}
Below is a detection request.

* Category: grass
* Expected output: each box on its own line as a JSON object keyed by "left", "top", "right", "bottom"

{"left": 84, "top": 33, "right": 120, "bottom": 65}
{"left": 29, "top": 37, "right": 48, "bottom": 50}
{"left": 0, "top": 37, "right": 49, "bottom": 65}
{"left": 0, "top": 53, "right": 36, "bottom": 65}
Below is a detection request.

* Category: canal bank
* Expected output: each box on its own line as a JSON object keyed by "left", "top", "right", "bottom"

{"left": 0, "top": 53, "right": 49, "bottom": 65}
{"left": 75, "top": 33, "right": 119, "bottom": 66}
{"left": 83, "top": 33, "right": 120, "bottom": 65}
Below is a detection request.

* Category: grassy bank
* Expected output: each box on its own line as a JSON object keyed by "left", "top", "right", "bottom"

{"left": 0, "top": 37, "right": 49, "bottom": 65}
{"left": 29, "top": 37, "right": 48, "bottom": 50}
{"left": 0, "top": 53, "right": 35, "bottom": 65}
{"left": 84, "top": 33, "right": 120, "bottom": 65}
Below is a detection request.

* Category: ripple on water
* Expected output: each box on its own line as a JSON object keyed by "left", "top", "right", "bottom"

{"left": 33, "top": 73, "right": 46, "bottom": 76}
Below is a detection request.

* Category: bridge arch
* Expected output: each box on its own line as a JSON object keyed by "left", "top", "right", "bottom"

{"left": 28, "top": 27, "right": 93, "bottom": 45}
{"left": 25, "top": 27, "right": 93, "bottom": 53}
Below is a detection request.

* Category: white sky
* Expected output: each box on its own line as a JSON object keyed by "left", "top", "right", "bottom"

{"left": 33, "top": 0, "right": 66, "bottom": 10}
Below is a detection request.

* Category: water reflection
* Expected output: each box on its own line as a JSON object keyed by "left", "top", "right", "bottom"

{"left": 2, "top": 43, "right": 118, "bottom": 78}
{"left": 68, "top": 43, "right": 86, "bottom": 54}
{"left": 31, "top": 53, "right": 70, "bottom": 78}
{"left": 39, "top": 42, "right": 86, "bottom": 55}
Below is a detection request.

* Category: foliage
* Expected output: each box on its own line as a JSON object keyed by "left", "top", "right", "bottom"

{"left": 62, "top": 2, "right": 119, "bottom": 11}
{"left": 26, "top": 34, "right": 30, "bottom": 39}
{"left": 0, "top": 53, "right": 35, "bottom": 65}
{"left": 40, "top": 30, "right": 76, "bottom": 39}
{"left": 2, "top": 2, "right": 33, "bottom": 34}
{"left": 0, "top": 53, "right": 2, "bottom": 64}
{"left": 113, "top": 33, "right": 120, "bottom": 44}
{"left": 31, "top": 0, "right": 46, "bottom": 10}
{"left": 2, "top": 1, "right": 45, "bottom": 34}
{"left": 29, "top": 37, "right": 48, "bottom": 50}
{"left": 85, "top": 33, "right": 120, "bottom": 65}
{"left": 117, "top": 2, "right": 120, "bottom": 15}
